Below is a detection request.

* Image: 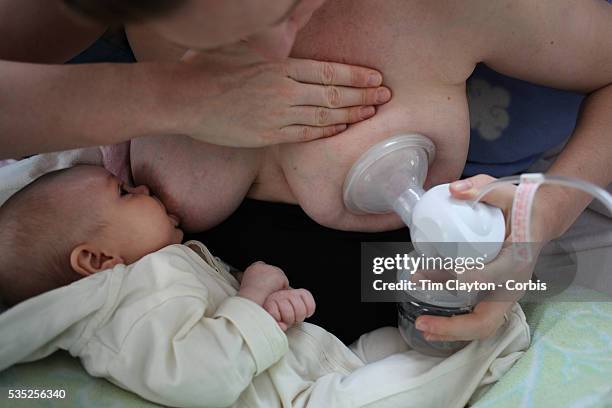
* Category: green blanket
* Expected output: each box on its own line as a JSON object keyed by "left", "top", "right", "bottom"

{"left": 2, "top": 288, "right": 612, "bottom": 408}
{"left": 473, "top": 289, "right": 612, "bottom": 408}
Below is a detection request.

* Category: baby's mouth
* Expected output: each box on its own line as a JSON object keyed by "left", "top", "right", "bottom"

{"left": 168, "top": 213, "right": 181, "bottom": 228}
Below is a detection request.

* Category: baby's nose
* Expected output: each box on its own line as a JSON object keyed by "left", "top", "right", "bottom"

{"left": 130, "top": 185, "right": 150, "bottom": 195}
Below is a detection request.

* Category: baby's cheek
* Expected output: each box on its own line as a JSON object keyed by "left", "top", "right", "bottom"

{"left": 155, "top": 225, "right": 178, "bottom": 247}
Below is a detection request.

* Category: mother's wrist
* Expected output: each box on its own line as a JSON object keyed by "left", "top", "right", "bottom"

{"left": 530, "top": 185, "right": 574, "bottom": 243}
{"left": 140, "top": 61, "right": 209, "bottom": 137}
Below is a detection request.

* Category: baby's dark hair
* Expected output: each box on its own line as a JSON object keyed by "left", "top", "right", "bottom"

{"left": 63, "top": 0, "right": 186, "bottom": 24}
{"left": 0, "top": 168, "right": 107, "bottom": 306}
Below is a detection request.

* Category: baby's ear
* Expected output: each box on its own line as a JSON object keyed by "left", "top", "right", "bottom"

{"left": 70, "top": 245, "right": 125, "bottom": 277}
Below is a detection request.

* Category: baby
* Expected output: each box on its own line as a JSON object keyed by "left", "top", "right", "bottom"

{"left": 0, "top": 165, "right": 529, "bottom": 408}
{"left": 0, "top": 164, "right": 315, "bottom": 331}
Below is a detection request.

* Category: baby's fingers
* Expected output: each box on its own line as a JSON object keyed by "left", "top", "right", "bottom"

{"left": 263, "top": 299, "right": 282, "bottom": 322}
{"left": 298, "top": 289, "right": 316, "bottom": 318}
{"left": 278, "top": 298, "right": 296, "bottom": 326}
{"left": 288, "top": 293, "right": 308, "bottom": 323}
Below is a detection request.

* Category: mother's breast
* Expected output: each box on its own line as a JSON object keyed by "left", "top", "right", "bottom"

{"left": 277, "top": 86, "right": 470, "bottom": 232}
{"left": 276, "top": 0, "right": 474, "bottom": 231}
{"left": 131, "top": 135, "right": 263, "bottom": 232}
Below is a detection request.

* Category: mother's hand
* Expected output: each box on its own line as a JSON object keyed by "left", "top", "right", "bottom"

{"left": 175, "top": 52, "right": 391, "bottom": 147}
{"left": 416, "top": 301, "right": 513, "bottom": 342}
{"left": 414, "top": 239, "right": 532, "bottom": 342}
{"left": 415, "top": 174, "right": 544, "bottom": 341}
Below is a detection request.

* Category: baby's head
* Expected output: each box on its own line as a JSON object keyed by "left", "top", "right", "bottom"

{"left": 0, "top": 165, "right": 183, "bottom": 306}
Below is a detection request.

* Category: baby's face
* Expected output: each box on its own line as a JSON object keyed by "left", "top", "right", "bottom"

{"left": 66, "top": 166, "right": 183, "bottom": 264}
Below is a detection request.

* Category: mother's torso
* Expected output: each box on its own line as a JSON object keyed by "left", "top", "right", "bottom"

{"left": 131, "top": 0, "right": 479, "bottom": 232}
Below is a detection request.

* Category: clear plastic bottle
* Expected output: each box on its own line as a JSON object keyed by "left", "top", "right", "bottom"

{"left": 396, "top": 267, "right": 476, "bottom": 356}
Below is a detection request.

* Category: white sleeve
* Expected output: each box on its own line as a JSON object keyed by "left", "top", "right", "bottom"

{"left": 105, "top": 295, "right": 288, "bottom": 408}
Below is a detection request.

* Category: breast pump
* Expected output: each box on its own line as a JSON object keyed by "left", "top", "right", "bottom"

{"left": 344, "top": 134, "right": 506, "bottom": 261}
{"left": 343, "top": 134, "right": 612, "bottom": 356}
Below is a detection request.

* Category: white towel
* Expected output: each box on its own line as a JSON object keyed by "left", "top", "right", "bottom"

{"left": 0, "top": 142, "right": 131, "bottom": 208}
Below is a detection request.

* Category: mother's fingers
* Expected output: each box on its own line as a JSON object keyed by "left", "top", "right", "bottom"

{"left": 449, "top": 174, "right": 496, "bottom": 197}
{"left": 289, "top": 105, "right": 375, "bottom": 127}
{"left": 423, "top": 333, "right": 456, "bottom": 342}
{"left": 449, "top": 174, "right": 516, "bottom": 213}
{"left": 181, "top": 49, "right": 198, "bottom": 62}
{"left": 278, "top": 124, "right": 348, "bottom": 143}
{"left": 294, "top": 84, "right": 391, "bottom": 108}
{"left": 286, "top": 58, "right": 383, "bottom": 87}
{"left": 415, "top": 301, "right": 512, "bottom": 341}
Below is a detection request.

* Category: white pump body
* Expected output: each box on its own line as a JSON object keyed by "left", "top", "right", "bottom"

{"left": 343, "top": 134, "right": 505, "bottom": 262}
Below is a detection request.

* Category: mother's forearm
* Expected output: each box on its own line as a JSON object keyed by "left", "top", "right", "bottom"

{"left": 533, "top": 85, "right": 612, "bottom": 241}
{"left": 0, "top": 60, "right": 179, "bottom": 159}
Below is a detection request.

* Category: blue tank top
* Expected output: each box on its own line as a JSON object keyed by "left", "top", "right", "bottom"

{"left": 464, "top": 0, "right": 610, "bottom": 177}
{"left": 69, "top": 29, "right": 136, "bottom": 64}
{"left": 464, "top": 64, "right": 584, "bottom": 177}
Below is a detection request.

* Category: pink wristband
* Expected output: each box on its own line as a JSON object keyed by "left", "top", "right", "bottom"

{"left": 511, "top": 174, "right": 544, "bottom": 262}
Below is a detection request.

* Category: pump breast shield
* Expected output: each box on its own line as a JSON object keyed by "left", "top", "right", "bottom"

{"left": 343, "top": 134, "right": 505, "bottom": 261}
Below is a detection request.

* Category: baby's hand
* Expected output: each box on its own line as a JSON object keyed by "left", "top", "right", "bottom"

{"left": 263, "top": 289, "right": 316, "bottom": 331}
{"left": 238, "top": 262, "right": 289, "bottom": 306}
